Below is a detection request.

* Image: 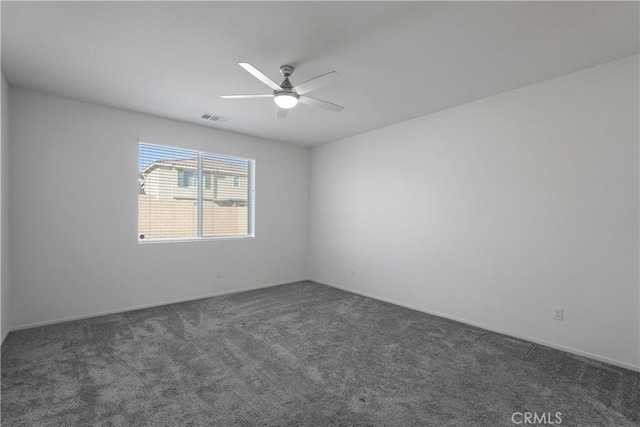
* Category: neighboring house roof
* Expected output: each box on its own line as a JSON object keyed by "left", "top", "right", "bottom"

{"left": 141, "top": 158, "right": 248, "bottom": 176}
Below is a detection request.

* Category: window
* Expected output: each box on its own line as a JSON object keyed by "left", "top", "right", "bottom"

{"left": 178, "top": 170, "right": 197, "bottom": 188}
{"left": 138, "top": 142, "right": 255, "bottom": 242}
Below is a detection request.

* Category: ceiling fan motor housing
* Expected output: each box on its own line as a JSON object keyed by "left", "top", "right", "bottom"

{"left": 278, "top": 65, "right": 296, "bottom": 92}
{"left": 280, "top": 65, "right": 294, "bottom": 77}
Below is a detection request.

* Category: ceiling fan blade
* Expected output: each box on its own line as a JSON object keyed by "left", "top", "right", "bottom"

{"left": 298, "top": 96, "right": 343, "bottom": 112}
{"left": 293, "top": 71, "right": 339, "bottom": 95}
{"left": 277, "top": 108, "right": 288, "bottom": 119}
{"left": 239, "top": 62, "right": 282, "bottom": 91}
{"left": 221, "top": 94, "right": 273, "bottom": 99}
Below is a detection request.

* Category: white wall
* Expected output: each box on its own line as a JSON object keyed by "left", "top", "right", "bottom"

{"left": 1, "top": 73, "right": 10, "bottom": 342}
{"left": 308, "top": 56, "right": 640, "bottom": 370}
{"left": 9, "top": 89, "right": 309, "bottom": 328}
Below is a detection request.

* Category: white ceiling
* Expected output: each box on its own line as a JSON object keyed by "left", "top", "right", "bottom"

{"left": 2, "top": 2, "right": 638, "bottom": 147}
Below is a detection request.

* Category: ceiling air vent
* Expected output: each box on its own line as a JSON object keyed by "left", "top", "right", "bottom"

{"left": 201, "top": 113, "right": 231, "bottom": 123}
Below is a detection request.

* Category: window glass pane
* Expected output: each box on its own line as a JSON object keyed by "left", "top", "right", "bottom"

{"left": 139, "top": 143, "right": 199, "bottom": 241}
{"left": 202, "top": 154, "right": 250, "bottom": 237}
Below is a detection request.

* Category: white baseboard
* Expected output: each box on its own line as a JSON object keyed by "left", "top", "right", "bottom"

{"left": 9, "top": 279, "right": 309, "bottom": 332}
{"left": 312, "top": 279, "right": 640, "bottom": 373}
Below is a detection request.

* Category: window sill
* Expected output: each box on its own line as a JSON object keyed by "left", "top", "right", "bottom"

{"left": 138, "top": 235, "right": 255, "bottom": 244}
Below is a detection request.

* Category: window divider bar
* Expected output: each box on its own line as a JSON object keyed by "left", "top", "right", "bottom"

{"left": 248, "top": 160, "right": 255, "bottom": 236}
{"left": 197, "top": 152, "right": 204, "bottom": 238}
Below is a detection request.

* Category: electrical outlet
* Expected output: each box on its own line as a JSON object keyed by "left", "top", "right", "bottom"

{"left": 553, "top": 307, "right": 563, "bottom": 321}
{"left": 216, "top": 271, "right": 222, "bottom": 279}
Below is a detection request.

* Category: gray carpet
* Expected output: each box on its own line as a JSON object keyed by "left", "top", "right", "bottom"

{"left": 1, "top": 281, "right": 639, "bottom": 426}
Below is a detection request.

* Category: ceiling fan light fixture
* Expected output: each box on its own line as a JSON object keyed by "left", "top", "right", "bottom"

{"left": 274, "top": 92, "right": 298, "bottom": 109}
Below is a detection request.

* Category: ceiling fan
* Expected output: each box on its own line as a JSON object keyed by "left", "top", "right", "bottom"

{"left": 222, "top": 63, "right": 343, "bottom": 118}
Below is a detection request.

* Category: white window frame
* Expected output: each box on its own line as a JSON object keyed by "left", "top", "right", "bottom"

{"left": 138, "top": 141, "right": 256, "bottom": 243}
